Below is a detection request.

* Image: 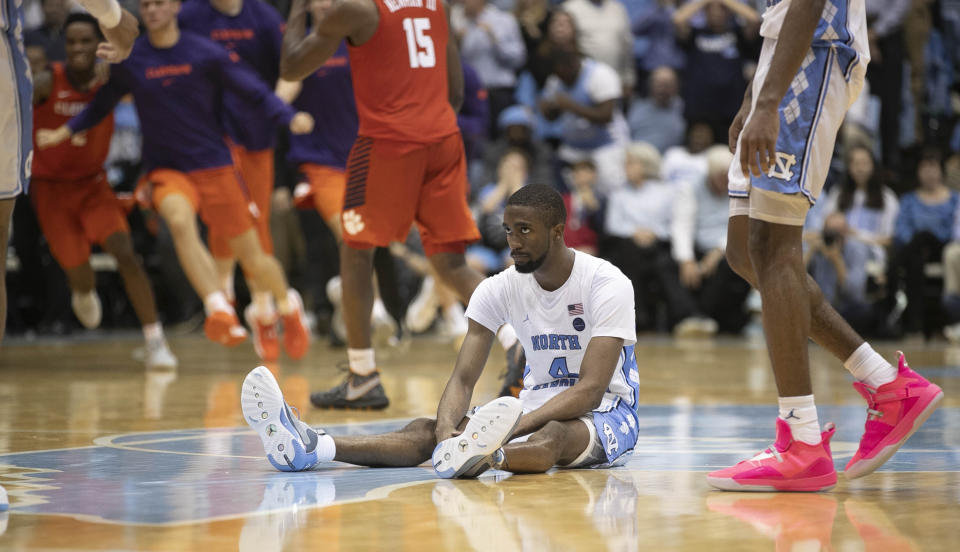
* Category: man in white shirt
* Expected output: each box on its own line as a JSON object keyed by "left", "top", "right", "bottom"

{"left": 241, "top": 184, "right": 640, "bottom": 478}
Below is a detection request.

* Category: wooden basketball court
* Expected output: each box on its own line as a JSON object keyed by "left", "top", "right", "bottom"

{"left": 0, "top": 335, "right": 956, "bottom": 550}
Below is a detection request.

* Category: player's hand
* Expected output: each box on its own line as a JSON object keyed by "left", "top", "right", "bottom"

{"left": 36, "top": 126, "right": 72, "bottom": 149}
{"left": 289, "top": 112, "right": 314, "bottom": 134}
{"left": 738, "top": 103, "right": 779, "bottom": 178}
{"left": 728, "top": 106, "right": 748, "bottom": 153}
{"left": 679, "top": 260, "right": 701, "bottom": 289}
{"left": 98, "top": 8, "right": 139, "bottom": 63}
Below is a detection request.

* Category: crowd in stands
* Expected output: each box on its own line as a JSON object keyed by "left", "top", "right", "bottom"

{"left": 8, "top": 0, "right": 960, "bottom": 342}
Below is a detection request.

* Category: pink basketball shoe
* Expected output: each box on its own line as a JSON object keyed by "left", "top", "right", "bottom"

{"left": 707, "top": 418, "right": 837, "bottom": 492}
{"left": 845, "top": 351, "right": 943, "bottom": 480}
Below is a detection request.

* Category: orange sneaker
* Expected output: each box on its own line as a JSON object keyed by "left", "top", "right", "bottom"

{"left": 204, "top": 310, "right": 247, "bottom": 346}
{"left": 245, "top": 304, "right": 280, "bottom": 362}
{"left": 281, "top": 289, "right": 311, "bottom": 360}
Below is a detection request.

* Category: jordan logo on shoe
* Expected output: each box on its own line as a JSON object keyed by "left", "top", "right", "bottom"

{"left": 784, "top": 409, "right": 800, "bottom": 421}
{"left": 345, "top": 376, "right": 381, "bottom": 401}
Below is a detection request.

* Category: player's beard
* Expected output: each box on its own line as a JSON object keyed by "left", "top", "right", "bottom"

{"left": 513, "top": 243, "right": 549, "bottom": 274}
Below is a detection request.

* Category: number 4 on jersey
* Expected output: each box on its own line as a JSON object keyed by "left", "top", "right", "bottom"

{"left": 402, "top": 17, "right": 436, "bottom": 69}
{"left": 549, "top": 357, "right": 570, "bottom": 378}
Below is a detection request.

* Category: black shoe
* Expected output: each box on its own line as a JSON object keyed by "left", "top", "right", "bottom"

{"left": 310, "top": 370, "right": 390, "bottom": 410}
{"left": 498, "top": 341, "right": 525, "bottom": 398}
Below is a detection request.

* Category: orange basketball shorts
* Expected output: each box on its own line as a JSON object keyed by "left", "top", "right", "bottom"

{"left": 208, "top": 145, "right": 274, "bottom": 257}
{"left": 145, "top": 165, "right": 254, "bottom": 243}
{"left": 340, "top": 133, "right": 480, "bottom": 256}
{"left": 31, "top": 172, "right": 130, "bottom": 269}
{"left": 298, "top": 163, "right": 346, "bottom": 222}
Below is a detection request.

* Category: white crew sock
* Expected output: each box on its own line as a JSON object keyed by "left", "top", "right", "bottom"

{"left": 276, "top": 289, "right": 294, "bottom": 316}
{"left": 312, "top": 431, "right": 336, "bottom": 462}
{"left": 844, "top": 343, "right": 897, "bottom": 388}
{"left": 347, "top": 348, "right": 377, "bottom": 376}
{"left": 203, "top": 291, "right": 233, "bottom": 316}
{"left": 778, "top": 395, "right": 821, "bottom": 445}
{"left": 252, "top": 291, "right": 276, "bottom": 322}
{"left": 497, "top": 324, "right": 518, "bottom": 350}
{"left": 142, "top": 322, "right": 164, "bottom": 344}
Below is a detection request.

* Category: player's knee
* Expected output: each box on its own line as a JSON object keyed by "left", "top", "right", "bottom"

{"left": 530, "top": 421, "right": 568, "bottom": 454}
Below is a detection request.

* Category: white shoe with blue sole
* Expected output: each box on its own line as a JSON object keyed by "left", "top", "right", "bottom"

{"left": 242, "top": 366, "right": 320, "bottom": 472}
{"left": 432, "top": 396, "right": 523, "bottom": 479}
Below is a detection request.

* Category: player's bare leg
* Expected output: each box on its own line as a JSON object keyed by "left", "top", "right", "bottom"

{"left": 331, "top": 417, "right": 438, "bottom": 467}
{"left": 726, "top": 215, "right": 862, "bottom": 360}
{"left": 310, "top": 244, "right": 392, "bottom": 409}
{"left": 101, "top": 231, "right": 177, "bottom": 368}
{"left": 229, "top": 230, "right": 309, "bottom": 359}
{"left": 158, "top": 194, "right": 246, "bottom": 346}
{"left": 747, "top": 220, "right": 812, "bottom": 397}
{"left": 500, "top": 420, "right": 592, "bottom": 474}
{"left": 0, "top": 198, "right": 16, "bottom": 343}
{"left": 102, "top": 231, "right": 159, "bottom": 327}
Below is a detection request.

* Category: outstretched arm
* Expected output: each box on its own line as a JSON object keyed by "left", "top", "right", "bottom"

{"left": 510, "top": 336, "right": 624, "bottom": 437}
{"left": 37, "top": 74, "right": 128, "bottom": 148}
{"left": 435, "top": 320, "right": 496, "bottom": 441}
{"left": 280, "top": 0, "right": 378, "bottom": 81}
{"left": 738, "top": 0, "right": 826, "bottom": 177}
{"left": 75, "top": 0, "right": 139, "bottom": 62}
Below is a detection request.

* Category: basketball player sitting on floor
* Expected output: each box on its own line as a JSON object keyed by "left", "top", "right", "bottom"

{"left": 242, "top": 184, "right": 640, "bottom": 477}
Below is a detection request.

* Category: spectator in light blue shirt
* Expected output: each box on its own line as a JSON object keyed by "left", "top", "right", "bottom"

{"left": 627, "top": 66, "right": 685, "bottom": 153}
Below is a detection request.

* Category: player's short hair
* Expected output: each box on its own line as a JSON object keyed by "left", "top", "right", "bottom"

{"left": 64, "top": 12, "right": 104, "bottom": 39}
{"left": 506, "top": 184, "right": 567, "bottom": 229}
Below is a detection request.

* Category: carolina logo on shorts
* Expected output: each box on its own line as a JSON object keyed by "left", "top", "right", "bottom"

{"left": 767, "top": 152, "right": 798, "bottom": 181}
{"left": 603, "top": 422, "right": 619, "bottom": 455}
{"left": 342, "top": 209, "right": 365, "bottom": 236}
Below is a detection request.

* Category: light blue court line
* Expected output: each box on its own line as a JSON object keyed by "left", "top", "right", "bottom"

{"left": 0, "top": 405, "right": 955, "bottom": 525}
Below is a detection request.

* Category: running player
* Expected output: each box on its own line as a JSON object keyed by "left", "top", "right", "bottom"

{"left": 281, "top": 0, "right": 522, "bottom": 410}
{"left": 31, "top": 13, "right": 176, "bottom": 368}
{"left": 1, "top": 0, "right": 137, "bottom": 344}
{"left": 37, "top": 0, "right": 313, "bottom": 358}
{"left": 179, "top": 0, "right": 288, "bottom": 361}
{"left": 242, "top": 184, "right": 640, "bottom": 477}
{"left": 711, "top": 0, "right": 942, "bottom": 491}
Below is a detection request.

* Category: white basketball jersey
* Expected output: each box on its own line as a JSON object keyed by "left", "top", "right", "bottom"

{"left": 465, "top": 250, "right": 638, "bottom": 412}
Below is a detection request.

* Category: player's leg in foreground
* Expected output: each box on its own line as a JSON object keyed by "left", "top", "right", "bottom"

{"left": 100, "top": 231, "right": 177, "bottom": 368}
{"left": 228, "top": 228, "right": 310, "bottom": 359}
{"left": 243, "top": 366, "right": 525, "bottom": 474}
{"left": 714, "top": 51, "right": 942, "bottom": 488}
{"left": 155, "top": 192, "right": 247, "bottom": 346}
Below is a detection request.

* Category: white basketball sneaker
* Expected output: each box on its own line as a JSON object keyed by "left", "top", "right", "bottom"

{"left": 242, "top": 366, "right": 322, "bottom": 472}
{"left": 144, "top": 339, "right": 178, "bottom": 370}
{"left": 432, "top": 396, "right": 523, "bottom": 479}
{"left": 71, "top": 291, "right": 102, "bottom": 329}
